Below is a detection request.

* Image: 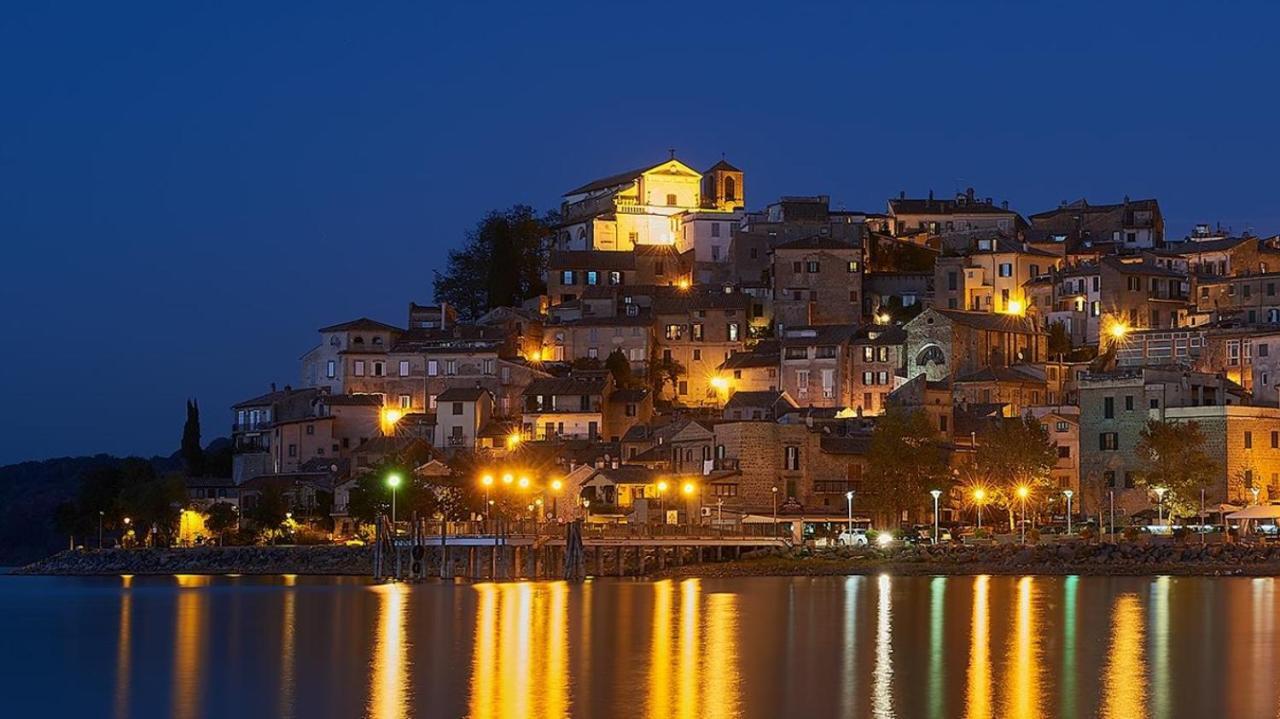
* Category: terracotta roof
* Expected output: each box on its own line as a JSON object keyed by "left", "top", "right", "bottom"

{"left": 890, "top": 197, "right": 1017, "bottom": 216}
{"left": 724, "top": 390, "right": 792, "bottom": 410}
{"left": 563, "top": 162, "right": 662, "bottom": 196}
{"left": 705, "top": 159, "right": 741, "bottom": 173}
{"left": 926, "top": 308, "right": 1040, "bottom": 334}
{"left": 318, "top": 317, "right": 403, "bottom": 333}
{"left": 549, "top": 250, "right": 637, "bottom": 272}
{"left": 773, "top": 235, "right": 859, "bottom": 252}
{"left": 319, "top": 394, "right": 383, "bottom": 407}
{"left": 524, "top": 376, "right": 608, "bottom": 396}
{"left": 437, "top": 387, "right": 490, "bottom": 402}
{"left": 1100, "top": 256, "right": 1186, "bottom": 278}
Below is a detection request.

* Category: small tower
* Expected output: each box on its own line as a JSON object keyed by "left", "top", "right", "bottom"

{"left": 702, "top": 158, "right": 745, "bottom": 211}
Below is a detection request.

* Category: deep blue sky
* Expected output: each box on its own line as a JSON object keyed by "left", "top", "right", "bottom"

{"left": 3, "top": 1, "right": 1279, "bottom": 464}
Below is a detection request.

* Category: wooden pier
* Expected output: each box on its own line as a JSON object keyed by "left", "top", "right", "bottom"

{"left": 372, "top": 515, "right": 788, "bottom": 582}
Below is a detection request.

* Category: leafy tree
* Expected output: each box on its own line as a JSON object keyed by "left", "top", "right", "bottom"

{"left": 975, "top": 415, "right": 1058, "bottom": 530}
{"left": 571, "top": 357, "right": 603, "bottom": 371}
{"left": 181, "top": 399, "right": 204, "bottom": 477}
{"left": 247, "top": 484, "right": 290, "bottom": 534}
{"left": 605, "top": 349, "right": 634, "bottom": 388}
{"left": 864, "top": 407, "right": 950, "bottom": 525}
{"left": 204, "top": 503, "right": 239, "bottom": 545}
{"left": 1047, "top": 321, "right": 1072, "bottom": 360}
{"left": 649, "top": 355, "right": 686, "bottom": 397}
{"left": 432, "top": 205, "right": 557, "bottom": 320}
{"left": 1133, "top": 419, "right": 1219, "bottom": 517}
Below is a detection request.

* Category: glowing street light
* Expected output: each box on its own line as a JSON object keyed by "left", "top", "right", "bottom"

{"left": 1016, "top": 485, "right": 1030, "bottom": 544}
{"left": 502, "top": 473, "right": 514, "bottom": 486}
{"left": 709, "top": 376, "right": 730, "bottom": 395}
{"left": 1251, "top": 486, "right": 1261, "bottom": 506}
{"left": 930, "top": 489, "right": 942, "bottom": 544}
{"left": 845, "top": 491, "right": 854, "bottom": 535}
{"left": 386, "top": 473, "right": 402, "bottom": 527}
{"left": 1108, "top": 320, "right": 1129, "bottom": 343}
{"left": 1064, "top": 489, "right": 1075, "bottom": 535}
{"left": 381, "top": 407, "right": 403, "bottom": 427}
{"left": 656, "top": 480, "right": 669, "bottom": 524}
{"left": 973, "top": 488, "right": 987, "bottom": 530}
{"left": 1005, "top": 298, "right": 1025, "bottom": 316}
{"left": 772, "top": 486, "right": 780, "bottom": 539}
{"left": 506, "top": 433, "right": 522, "bottom": 449}
{"left": 518, "top": 476, "right": 530, "bottom": 490}
{"left": 548, "top": 478, "right": 563, "bottom": 518}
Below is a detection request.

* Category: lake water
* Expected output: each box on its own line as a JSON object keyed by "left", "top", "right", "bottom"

{"left": 2, "top": 573, "right": 1278, "bottom": 718}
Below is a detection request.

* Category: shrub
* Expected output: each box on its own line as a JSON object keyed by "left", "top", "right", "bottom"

{"left": 1122, "top": 526, "right": 1142, "bottom": 542}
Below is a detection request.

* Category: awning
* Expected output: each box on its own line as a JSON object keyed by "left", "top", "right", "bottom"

{"left": 1226, "top": 505, "right": 1280, "bottom": 520}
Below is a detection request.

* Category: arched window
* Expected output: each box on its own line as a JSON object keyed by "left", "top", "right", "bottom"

{"left": 577, "top": 227, "right": 587, "bottom": 245}
{"left": 372, "top": 336, "right": 383, "bottom": 346}
{"left": 329, "top": 336, "right": 341, "bottom": 347}
{"left": 724, "top": 176, "right": 737, "bottom": 202}
{"left": 353, "top": 336, "right": 365, "bottom": 345}
{"left": 915, "top": 345, "right": 945, "bottom": 367}
{"left": 1269, "top": 308, "right": 1279, "bottom": 324}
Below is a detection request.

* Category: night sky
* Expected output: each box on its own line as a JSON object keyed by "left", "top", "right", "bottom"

{"left": 4, "top": 1, "right": 1279, "bottom": 464}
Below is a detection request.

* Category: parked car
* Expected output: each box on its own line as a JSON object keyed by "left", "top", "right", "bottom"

{"left": 837, "top": 529, "right": 869, "bottom": 547}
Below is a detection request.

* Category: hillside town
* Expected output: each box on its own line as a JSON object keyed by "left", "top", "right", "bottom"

{"left": 218, "top": 155, "right": 1280, "bottom": 542}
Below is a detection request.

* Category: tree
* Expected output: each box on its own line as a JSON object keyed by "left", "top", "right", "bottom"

{"left": 204, "top": 503, "right": 239, "bottom": 545}
{"left": 115, "top": 461, "right": 186, "bottom": 546}
{"left": 975, "top": 415, "right": 1058, "bottom": 530}
{"left": 432, "top": 205, "right": 557, "bottom": 320}
{"left": 605, "top": 349, "right": 634, "bottom": 388}
{"left": 247, "top": 484, "right": 290, "bottom": 536}
{"left": 649, "top": 355, "right": 686, "bottom": 397}
{"left": 864, "top": 407, "right": 950, "bottom": 525}
{"left": 1047, "top": 321, "right": 1072, "bottom": 360}
{"left": 1133, "top": 419, "right": 1219, "bottom": 517}
{"left": 181, "top": 399, "right": 204, "bottom": 477}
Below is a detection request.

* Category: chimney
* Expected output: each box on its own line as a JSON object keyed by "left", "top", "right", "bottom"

{"left": 271, "top": 382, "right": 277, "bottom": 392}
{"left": 1002, "top": 200, "right": 1009, "bottom": 210}
{"left": 966, "top": 187, "right": 975, "bottom": 201}
{"left": 284, "top": 384, "right": 292, "bottom": 392}
{"left": 899, "top": 190, "right": 906, "bottom": 200}
{"left": 928, "top": 189, "right": 934, "bottom": 202}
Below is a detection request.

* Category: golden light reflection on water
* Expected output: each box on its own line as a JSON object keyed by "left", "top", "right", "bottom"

{"left": 369, "top": 582, "right": 410, "bottom": 719}
{"left": 113, "top": 575, "right": 133, "bottom": 719}
{"left": 647, "top": 580, "right": 674, "bottom": 718}
{"left": 964, "top": 575, "right": 991, "bottom": 719}
{"left": 280, "top": 574, "right": 297, "bottom": 719}
{"left": 1100, "top": 593, "right": 1147, "bottom": 719}
{"left": 677, "top": 578, "right": 702, "bottom": 719}
{"left": 872, "top": 574, "right": 894, "bottom": 719}
{"left": 172, "top": 575, "right": 209, "bottom": 719}
{"left": 1003, "top": 576, "right": 1040, "bottom": 719}
{"left": 468, "top": 582, "right": 572, "bottom": 719}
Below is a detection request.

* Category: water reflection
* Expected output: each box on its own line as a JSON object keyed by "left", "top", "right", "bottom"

{"left": 1100, "top": 593, "right": 1147, "bottom": 719}
{"left": 468, "top": 582, "right": 573, "bottom": 719}
{"left": 872, "top": 574, "right": 894, "bottom": 718}
{"left": 280, "top": 574, "right": 297, "bottom": 719}
{"left": 172, "top": 575, "right": 209, "bottom": 719}
{"left": 369, "top": 582, "right": 410, "bottom": 719}
{"left": 1060, "top": 575, "right": 1078, "bottom": 719}
{"left": 113, "top": 575, "right": 133, "bottom": 719}
{"left": 964, "top": 575, "right": 991, "bottom": 719}
{"left": 647, "top": 580, "right": 673, "bottom": 718}
{"left": 1150, "top": 576, "right": 1170, "bottom": 719}
{"left": 927, "top": 577, "right": 945, "bottom": 719}
{"left": 704, "top": 592, "right": 739, "bottom": 719}
{"left": 841, "top": 576, "right": 862, "bottom": 716}
{"left": 1003, "top": 576, "right": 1040, "bottom": 719}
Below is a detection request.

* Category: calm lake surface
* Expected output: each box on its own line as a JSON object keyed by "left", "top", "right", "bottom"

{"left": 2, "top": 573, "right": 1278, "bottom": 718}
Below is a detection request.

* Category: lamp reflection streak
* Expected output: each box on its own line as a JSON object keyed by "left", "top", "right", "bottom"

{"left": 703, "top": 593, "right": 739, "bottom": 719}
{"left": 172, "top": 575, "right": 209, "bottom": 719}
{"left": 928, "top": 577, "right": 945, "bottom": 719}
{"left": 964, "top": 575, "right": 991, "bottom": 719}
{"left": 1100, "top": 593, "right": 1147, "bottom": 719}
{"left": 369, "top": 582, "right": 410, "bottom": 719}
{"left": 1005, "top": 576, "right": 1040, "bottom": 719}
{"left": 113, "top": 576, "right": 133, "bottom": 719}
{"left": 873, "top": 574, "right": 894, "bottom": 719}
{"left": 648, "top": 580, "right": 674, "bottom": 719}
{"left": 677, "top": 578, "right": 702, "bottom": 719}
{"left": 469, "top": 584, "right": 497, "bottom": 719}
{"left": 280, "top": 574, "right": 297, "bottom": 719}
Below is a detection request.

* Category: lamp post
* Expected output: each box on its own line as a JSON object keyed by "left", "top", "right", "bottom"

{"left": 1017, "top": 486, "right": 1030, "bottom": 544}
{"left": 772, "top": 486, "right": 779, "bottom": 539}
{"left": 973, "top": 488, "right": 986, "bottom": 531}
{"left": 657, "top": 480, "right": 669, "bottom": 527}
{"left": 1064, "top": 490, "right": 1074, "bottom": 535}
{"left": 845, "top": 491, "right": 854, "bottom": 535}
{"left": 482, "top": 474, "right": 494, "bottom": 529}
{"left": 123, "top": 517, "right": 131, "bottom": 548}
{"left": 550, "top": 479, "right": 563, "bottom": 521}
{"left": 1154, "top": 487, "right": 1167, "bottom": 530}
{"left": 1200, "top": 487, "right": 1206, "bottom": 546}
{"left": 387, "top": 473, "right": 402, "bottom": 530}
{"left": 930, "top": 489, "right": 942, "bottom": 544}
{"left": 1109, "top": 489, "right": 1115, "bottom": 539}
{"left": 716, "top": 499, "right": 724, "bottom": 535}
{"left": 98, "top": 510, "right": 104, "bottom": 549}
{"left": 682, "top": 482, "right": 696, "bottom": 531}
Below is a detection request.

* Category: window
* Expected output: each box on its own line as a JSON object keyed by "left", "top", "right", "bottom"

{"left": 586, "top": 271, "right": 598, "bottom": 286}
{"left": 354, "top": 360, "right": 366, "bottom": 377}
{"left": 666, "top": 193, "right": 677, "bottom": 206}
{"left": 847, "top": 261, "right": 860, "bottom": 273}
{"left": 561, "top": 270, "right": 576, "bottom": 285}
{"left": 815, "top": 345, "right": 837, "bottom": 359}
{"left": 711, "top": 484, "right": 738, "bottom": 498}
{"left": 1057, "top": 445, "right": 1070, "bottom": 458}
{"left": 397, "top": 394, "right": 411, "bottom": 409}
{"left": 326, "top": 360, "right": 336, "bottom": 379}
{"left": 711, "top": 223, "right": 721, "bottom": 238}
{"left": 1124, "top": 471, "right": 1136, "bottom": 489}
{"left": 428, "top": 394, "right": 437, "bottom": 410}
{"left": 1150, "top": 398, "right": 1159, "bottom": 409}
{"left": 1271, "top": 431, "right": 1278, "bottom": 449}
{"left": 427, "top": 360, "right": 439, "bottom": 377}
{"left": 372, "top": 361, "right": 385, "bottom": 377}
{"left": 692, "top": 323, "right": 704, "bottom": 341}
{"left": 1099, "top": 432, "right": 1118, "bottom": 451}
{"left": 806, "top": 261, "right": 820, "bottom": 273}
{"left": 1104, "top": 470, "right": 1116, "bottom": 487}
{"left": 452, "top": 402, "right": 463, "bottom": 416}
{"left": 305, "top": 424, "right": 314, "bottom": 436}
{"left": 783, "top": 446, "right": 800, "bottom": 470}
{"left": 288, "top": 444, "right": 297, "bottom": 457}
{"left": 1056, "top": 421, "right": 1068, "bottom": 432}
{"left": 1124, "top": 395, "right": 1134, "bottom": 411}
{"left": 998, "top": 263, "right": 1013, "bottom": 278}
{"left": 1104, "top": 397, "right": 1114, "bottom": 419}
{"left": 445, "top": 359, "right": 457, "bottom": 375}
{"left": 724, "top": 176, "right": 736, "bottom": 201}
{"left": 1245, "top": 431, "right": 1253, "bottom": 449}
{"left": 625, "top": 403, "right": 637, "bottom": 417}
{"left": 399, "top": 360, "right": 410, "bottom": 377}
{"left": 665, "top": 324, "right": 684, "bottom": 341}
{"left": 678, "top": 381, "right": 688, "bottom": 395}
{"left": 1261, "top": 344, "right": 1270, "bottom": 358}
{"left": 728, "top": 323, "right": 740, "bottom": 342}
{"left": 483, "top": 358, "right": 495, "bottom": 375}
{"left": 587, "top": 347, "right": 598, "bottom": 359}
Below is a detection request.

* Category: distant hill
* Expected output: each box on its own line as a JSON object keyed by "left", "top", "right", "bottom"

{"left": 0, "top": 439, "right": 227, "bottom": 566}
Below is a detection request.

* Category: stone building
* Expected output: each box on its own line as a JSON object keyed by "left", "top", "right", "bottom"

{"left": 653, "top": 290, "right": 752, "bottom": 405}
{"left": 1027, "top": 197, "right": 1164, "bottom": 252}
{"left": 888, "top": 188, "right": 1022, "bottom": 239}
{"left": 933, "top": 236, "right": 1059, "bottom": 314}
{"left": 729, "top": 195, "right": 868, "bottom": 285}
{"left": 771, "top": 236, "right": 863, "bottom": 330}
{"left": 777, "top": 324, "right": 858, "bottom": 408}
{"left": 904, "top": 308, "right": 1045, "bottom": 383}
{"left": 1099, "top": 255, "right": 1191, "bottom": 333}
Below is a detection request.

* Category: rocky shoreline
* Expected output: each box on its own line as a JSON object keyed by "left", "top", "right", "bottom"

{"left": 12, "top": 546, "right": 374, "bottom": 576}
{"left": 13, "top": 540, "right": 1280, "bottom": 578}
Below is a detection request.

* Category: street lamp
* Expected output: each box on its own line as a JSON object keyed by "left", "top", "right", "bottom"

{"left": 845, "top": 491, "right": 854, "bottom": 535}
{"left": 550, "top": 478, "right": 563, "bottom": 519}
{"left": 657, "top": 480, "right": 669, "bottom": 526}
{"left": 1016, "top": 486, "right": 1030, "bottom": 544}
{"left": 387, "top": 473, "right": 402, "bottom": 528}
{"left": 1154, "top": 486, "right": 1167, "bottom": 529}
{"left": 682, "top": 482, "right": 696, "bottom": 529}
{"left": 973, "top": 488, "right": 986, "bottom": 530}
{"left": 772, "top": 486, "right": 780, "bottom": 539}
{"left": 1064, "top": 489, "right": 1074, "bottom": 535}
{"left": 98, "top": 510, "right": 105, "bottom": 549}
{"left": 930, "top": 489, "right": 942, "bottom": 544}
